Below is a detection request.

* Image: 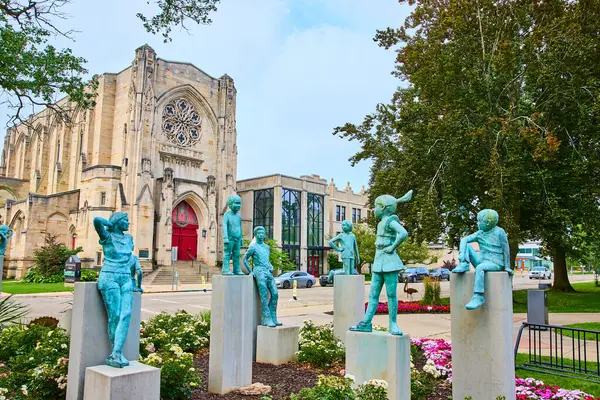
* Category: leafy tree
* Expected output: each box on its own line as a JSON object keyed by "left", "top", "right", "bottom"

{"left": 33, "top": 233, "right": 81, "bottom": 276}
{"left": 265, "top": 238, "right": 296, "bottom": 276}
{"left": 327, "top": 253, "right": 342, "bottom": 270}
{"left": 335, "top": 0, "right": 600, "bottom": 292}
{"left": 0, "top": 0, "right": 219, "bottom": 127}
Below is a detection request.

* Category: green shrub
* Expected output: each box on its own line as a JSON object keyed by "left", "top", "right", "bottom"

{"left": 22, "top": 269, "right": 63, "bottom": 283}
{"left": 289, "top": 375, "right": 388, "bottom": 400}
{"left": 140, "top": 310, "right": 210, "bottom": 357}
{"left": 327, "top": 253, "right": 343, "bottom": 269}
{"left": 80, "top": 269, "right": 99, "bottom": 282}
{"left": 421, "top": 277, "right": 441, "bottom": 306}
{"left": 0, "top": 295, "right": 29, "bottom": 328}
{"left": 28, "top": 316, "right": 59, "bottom": 329}
{"left": 33, "top": 233, "right": 81, "bottom": 277}
{"left": 296, "top": 320, "right": 345, "bottom": 368}
{"left": 0, "top": 324, "right": 69, "bottom": 399}
{"left": 139, "top": 345, "right": 201, "bottom": 400}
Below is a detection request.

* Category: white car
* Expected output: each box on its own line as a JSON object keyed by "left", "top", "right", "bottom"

{"left": 529, "top": 267, "right": 552, "bottom": 280}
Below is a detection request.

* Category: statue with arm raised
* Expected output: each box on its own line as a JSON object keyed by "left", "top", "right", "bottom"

{"left": 94, "top": 212, "right": 143, "bottom": 368}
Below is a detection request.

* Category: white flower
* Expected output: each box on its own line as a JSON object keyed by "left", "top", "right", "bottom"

{"left": 344, "top": 374, "right": 356, "bottom": 383}
{"left": 47, "top": 330, "right": 53, "bottom": 337}
{"left": 367, "top": 379, "right": 388, "bottom": 389}
{"left": 21, "top": 385, "right": 28, "bottom": 396}
{"left": 61, "top": 344, "right": 67, "bottom": 349}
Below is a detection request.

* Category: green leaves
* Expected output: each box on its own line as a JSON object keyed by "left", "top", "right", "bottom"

{"left": 136, "top": 0, "right": 219, "bottom": 42}
{"left": 0, "top": 295, "right": 29, "bottom": 327}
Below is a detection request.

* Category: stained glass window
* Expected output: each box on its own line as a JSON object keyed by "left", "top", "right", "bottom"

{"left": 162, "top": 98, "right": 202, "bottom": 147}
{"left": 282, "top": 189, "right": 301, "bottom": 268}
{"left": 253, "top": 189, "right": 274, "bottom": 239}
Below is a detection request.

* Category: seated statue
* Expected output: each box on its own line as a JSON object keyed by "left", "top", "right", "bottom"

{"left": 243, "top": 226, "right": 281, "bottom": 327}
{"left": 452, "top": 209, "right": 513, "bottom": 310}
{"left": 94, "top": 212, "right": 143, "bottom": 368}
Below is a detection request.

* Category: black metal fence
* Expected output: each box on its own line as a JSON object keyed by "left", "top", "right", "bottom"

{"left": 514, "top": 322, "right": 600, "bottom": 383}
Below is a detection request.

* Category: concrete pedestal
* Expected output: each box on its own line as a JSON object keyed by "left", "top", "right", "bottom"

{"left": 345, "top": 331, "right": 410, "bottom": 400}
{"left": 334, "top": 275, "right": 365, "bottom": 343}
{"left": 256, "top": 325, "right": 299, "bottom": 365}
{"left": 66, "top": 283, "right": 142, "bottom": 400}
{"left": 59, "top": 307, "right": 73, "bottom": 334}
{"left": 83, "top": 362, "right": 160, "bottom": 400}
{"left": 451, "top": 271, "right": 516, "bottom": 400}
{"left": 208, "top": 275, "right": 254, "bottom": 394}
{"left": 0, "top": 255, "right": 4, "bottom": 294}
{"left": 251, "top": 281, "right": 262, "bottom": 361}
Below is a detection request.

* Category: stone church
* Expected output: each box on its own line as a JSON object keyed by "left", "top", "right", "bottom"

{"left": 0, "top": 45, "right": 237, "bottom": 278}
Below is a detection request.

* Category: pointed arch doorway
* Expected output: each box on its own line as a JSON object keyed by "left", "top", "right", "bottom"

{"left": 171, "top": 201, "right": 199, "bottom": 261}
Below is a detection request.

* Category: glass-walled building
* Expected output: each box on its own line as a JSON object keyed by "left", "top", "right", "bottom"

{"left": 237, "top": 174, "right": 330, "bottom": 277}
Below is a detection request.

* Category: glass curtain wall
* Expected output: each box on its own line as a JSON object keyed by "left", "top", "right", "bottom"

{"left": 253, "top": 189, "right": 274, "bottom": 239}
{"left": 282, "top": 189, "right": 301, "bottom": 268}
{"left": 307, "top": 193, "right": 325, "bottom": 276}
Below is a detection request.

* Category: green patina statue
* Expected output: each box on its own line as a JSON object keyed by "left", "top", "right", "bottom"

{"left": 328, "top": 220, "right": 360, "bottom": 275}
{"left": 452, "top": 209, "right": 512, "bottom": 310}
{"left": 94, "top": 213, "right": 143, "bottom": 368}
{"left": 222, "top": 194, "right": 243, "bottom": 275}
{"left": 350, "top": 191, "right": 413, "bottom": 336}
{"left": 243, "top": 226, "right": 281, "bottom": 327}
{"left": 0, "top": 225, "right": 14, "bottom": 256}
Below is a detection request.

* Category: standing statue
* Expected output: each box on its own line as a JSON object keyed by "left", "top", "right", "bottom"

{"left": 350, "top": 191, "right": 413, "bottom": 336}
{"left": 222, "top": 194, "right": 243, "bottom": 275}
{"left": 452, "top": 209, "right": 512, "bottom": 310}
{"left": 94, "top": 213, "right": 143, "bottom": 368}
{"left": 243, "top": 226, "right": 281, "bottom": 327}
{"left": 328, "top": 220, "right": 360, "bottom": 275}
{"left": 0, "top": 225, "right": 14, "bottom": 256}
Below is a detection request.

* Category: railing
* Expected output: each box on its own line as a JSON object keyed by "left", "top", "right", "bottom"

{"left": 185, "top": 250, "right": 200, "bottom": 274}
{"left": 515, "top": 322, "right": 600, "bottom": 383}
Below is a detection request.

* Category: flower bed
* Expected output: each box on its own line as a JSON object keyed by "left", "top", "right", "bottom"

{"left": 411, "top": 337, "right": 598, "bottom": 400}
{"left": 369, "top": 301, "right": 450, "bottom": 314}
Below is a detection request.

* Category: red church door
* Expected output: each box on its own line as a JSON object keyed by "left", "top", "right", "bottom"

{"left": 171, "top": 201, "right": 199, "bottom": 261}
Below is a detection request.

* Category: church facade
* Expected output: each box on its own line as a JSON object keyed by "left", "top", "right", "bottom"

{"left": 0, "top": 45, "right": 237, "bottom": 278}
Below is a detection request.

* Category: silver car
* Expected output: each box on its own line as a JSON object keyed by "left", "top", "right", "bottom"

{"left": 275, "top": 271, "right": 317, "bottom": 289}
{"left": 528, "top": 267, "right": 552, "bottom": 280}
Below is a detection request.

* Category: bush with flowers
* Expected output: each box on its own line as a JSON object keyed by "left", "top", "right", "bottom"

{"left": 289, "top": 375, "right": 388, "bottom": 400}
{"left": 139, "top": 310, "right": 210, "bottom": 357}
{"left": 139, "top": 344, "right": 201, "bottom": 400}
{"left": 0, "top": 323, "right": 70, "bottom": 400}
{"left": 369, "top": 301, "right": 450, "bottom": 314}
{"left": 296, "top": 320, "right": 345, "bottom": 368}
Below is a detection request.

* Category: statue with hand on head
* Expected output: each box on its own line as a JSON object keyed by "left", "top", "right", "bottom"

{"left": 243, "top": 226, "right": 281, "bottom": 327}
{"left": 222, "top": 194, "right": 243, "bottom": 275}
{"left": 328, "top": 220, "right": 360, "bottom": 275}
{"left": 94, "top": 212, "right": 143, "bottom": 368}
{"left": 452, "top": 209, "right": 512, "bottom": 310}
{"left": 0, "top": 225, "right": 14, "bottom": 256}
{"left": 350, "top": 190, "right": 413, "bottom": 336}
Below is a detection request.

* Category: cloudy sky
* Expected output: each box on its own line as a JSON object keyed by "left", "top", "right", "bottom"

{"left": 0, "top": 0, "right": 411, "bottom": 191}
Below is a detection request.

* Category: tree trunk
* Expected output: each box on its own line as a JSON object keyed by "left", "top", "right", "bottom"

{"left": 552, "top": 247, "right": 575, "bottom": 292}
{"left": 509, "top": 240, "right": 519, "bottom": 272}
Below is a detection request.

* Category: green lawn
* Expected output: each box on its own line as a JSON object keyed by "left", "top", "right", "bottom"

{"left": 516, "top": 353, "right": 600, "bottom": 396}
{"left": 1, "top": 280, "right": 74, "bottom": 294}
{"left": 560, "top": 322, "right": 600, "bottom": 341}
{"left": 512, "top": 282, "right": 600, "bottom": 313}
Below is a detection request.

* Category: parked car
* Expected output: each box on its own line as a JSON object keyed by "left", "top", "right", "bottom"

{"left": 319, "top": 268, "right": 358, "bottom": 286}
{"left": 275, "top": 271, "right": 317, "bottom": 289}
{"left": 399, "top": 267, "right": 430, "bottom": 283}
{"left": 528, "top": 267, "right": 552, "bottom": 280}
{"left": 430, "top": 268, "right": 451, "bottom": 281}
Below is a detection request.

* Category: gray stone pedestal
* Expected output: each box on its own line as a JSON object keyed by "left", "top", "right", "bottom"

{"left": 208, "top": 275, "right": 254, "bottom": 394}
{"left": 66, "top": 283, "right": 142, "bottom": 400}
{"left": 334, "top": 275, "right": 365, "bottom": 343}
{"left": 251, "top": 281, "right": 262, "bottom": 361}
{"left": 83, "top": 362, "right": 160, "bottom": 400}
{"left": 345, "top": 331, "right": 410, "bottom": 400}
{"left": 451, "top": 271, "right": 516, "bottom": 400}
{"left": 256, "top": 325, "right": 300, "bottom": 365}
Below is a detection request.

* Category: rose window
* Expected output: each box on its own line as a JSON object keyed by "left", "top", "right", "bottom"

{"left": 162, "top": 99, "right": 202, "bottom": 146}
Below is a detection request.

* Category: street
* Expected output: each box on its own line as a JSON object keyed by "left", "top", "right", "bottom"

{"left": 15, "top": 273, "right": 593, "bottom": 326}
